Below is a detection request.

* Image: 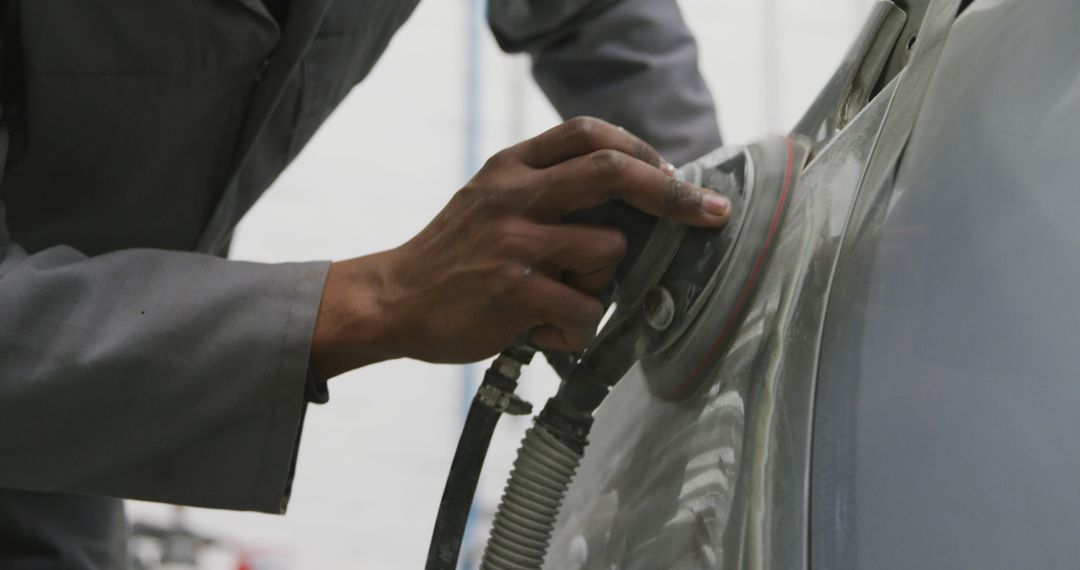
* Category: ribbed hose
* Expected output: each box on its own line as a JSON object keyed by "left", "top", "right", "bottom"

{"left": 480, "top": 422, "right": 583, "bottom": 570}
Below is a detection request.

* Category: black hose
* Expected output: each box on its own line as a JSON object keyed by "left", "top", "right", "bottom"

{"left": 425, "top": 347, "right": 534, "bottom": 570}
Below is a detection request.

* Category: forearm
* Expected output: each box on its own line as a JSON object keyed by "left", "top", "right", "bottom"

{"left": 0, "top": 241, "right": 328, "bottom": 513}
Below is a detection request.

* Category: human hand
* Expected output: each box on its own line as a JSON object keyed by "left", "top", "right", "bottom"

{"left": 310, "top": 117, "right": 731, "bottom": 378}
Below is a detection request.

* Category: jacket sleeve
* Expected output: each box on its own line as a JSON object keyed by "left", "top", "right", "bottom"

{"left": 489, "top": 0, "right": 722, "bottom": 164}
{"left": 0, "top": 152, "right": 329, "bottom": 513}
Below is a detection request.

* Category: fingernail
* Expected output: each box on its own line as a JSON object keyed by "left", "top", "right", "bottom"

{"left": 661, "top": 161, "right": 676, "bottom": 176}
{"left": 702, "top": 194, "right": 730, "bottom": 216}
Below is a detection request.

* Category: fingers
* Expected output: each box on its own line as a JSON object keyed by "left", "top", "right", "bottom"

{"left": 513, "top": 116, "right": 670, "bottom": 173}
{"left": 563, "top": 263, "right": 619, "bottom": 298}
{"left": 530, "top": 325, "right": 582, "bottom": 353}
{"left": 535, "top": 224, "right": 626, "bottom": 295}
{"left": 520, "top": 225, "right": 623, "bottom": 352}
{"left": 523, "top": 275, "right": 605, "bottom": 352}
{"left": 535, "top": 149, "right": 732, "bottom": 227}
{"left": 487, "top": 116, "right": 727, "bottom": 227}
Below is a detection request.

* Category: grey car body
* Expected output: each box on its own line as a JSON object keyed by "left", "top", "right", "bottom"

{"left": 542, "top": 0, "right": 1080, "bottom": 568}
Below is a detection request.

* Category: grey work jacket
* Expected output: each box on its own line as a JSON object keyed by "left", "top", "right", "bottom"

{"left": 0, "top": 0, "right": 720, "bottom": 567}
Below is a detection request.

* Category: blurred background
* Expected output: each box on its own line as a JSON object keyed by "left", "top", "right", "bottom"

{"left": 127, "top": 0, "right": 874, "bottom": 567}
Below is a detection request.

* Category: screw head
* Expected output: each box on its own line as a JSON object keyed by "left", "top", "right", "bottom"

{"left": 643, "top": 286, "right": 675, "bottom": 331}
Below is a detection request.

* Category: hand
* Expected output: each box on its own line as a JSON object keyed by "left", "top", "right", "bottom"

{"left": 310, "top": 117, "right": 731, "bottom": 379}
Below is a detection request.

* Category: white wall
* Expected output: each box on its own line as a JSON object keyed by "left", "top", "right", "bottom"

{"left": 127, "top": 1, "right": 873, "bottom": 567}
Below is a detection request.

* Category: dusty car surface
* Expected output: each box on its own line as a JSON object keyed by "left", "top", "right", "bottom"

{"left": 542, "top": 0, "right": 1080, "bottom": 568}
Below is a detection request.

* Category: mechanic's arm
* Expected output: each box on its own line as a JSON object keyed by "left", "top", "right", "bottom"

{"left": 0, "top": 212, "right": 327, "bottom": 514}
{"left": 0, "top": 120, "right": 726, "bottom": 514}
{"left": 489, "top": 0, "right": 722, "bottom": 164}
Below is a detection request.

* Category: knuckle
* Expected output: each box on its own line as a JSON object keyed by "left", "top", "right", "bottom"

{"left": 492, "top": 219, "right": 529, "bottom": 251}
{"left": 501, "top": 262, "right": 529, "bottom": 287}
{"left": 490, "top": 261, "right": 530, "bottom": 298}
{"left": 482, "top": 149, "right": 513, "bottom": 171}
{"left": 567, "top": 116, "right": 604, "bottom": 145}
{"left": 454, "top": 183, "right": 489, "bottom": 212}
{"left": 604, "top": 229, "right": 628, "bottom": 260}
{"left": 457, "top": 180, "right": 483, "bottom": 197}
{"left": 570, "top": 295, "right": 602, "bottom": 322}
{"left": 583, "top": 297, "right": 605, "bottom": 321}
{"left": 567, "top": 115, "right": 596, "bottom": 133}
{"left": 664, "top": 178, "right": 700, "bottom": 213}
{"left": 633, "top": 139, "right": 658, "bottom": 164}
{"left": 462, "top": 170, "right": 523, "bottom": 207}
{"left": 591, "top": 149, "right": 626, "bottom": 174}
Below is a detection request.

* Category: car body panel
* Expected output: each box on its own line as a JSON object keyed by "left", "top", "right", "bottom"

{"left": 812, "top": 0, "right": 1080, "bottom": 568}
{"left": 545, "top": 0, "right": 1080, "bottom": 568}
{"left": 543, "top": 1, "right": 913, "bottom": 565}
{"left": 543, "top": 75, "right": 899, "bottom": 570}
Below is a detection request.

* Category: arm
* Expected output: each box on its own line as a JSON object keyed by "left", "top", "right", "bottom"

{"left": 489, "top": 0, "right": 722, "bottom": 164}
{"left": 0, "top": 199, "right": 328, "bottom": 514}
{"left": 1, "top": 116, "right": 726, "bottom": 516}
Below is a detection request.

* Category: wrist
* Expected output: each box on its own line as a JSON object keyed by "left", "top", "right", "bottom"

{"left": 310, "top": 252, "right": 401, "bottom": 379}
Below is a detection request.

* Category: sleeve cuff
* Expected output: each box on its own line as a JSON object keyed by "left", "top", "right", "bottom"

{"left": 251, "top": 260, "right": 332, "bottom": 513}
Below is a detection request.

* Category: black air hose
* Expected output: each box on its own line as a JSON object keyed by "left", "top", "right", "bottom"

{"left": 425, "top": 345, "right": 535, "bottom": 570}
